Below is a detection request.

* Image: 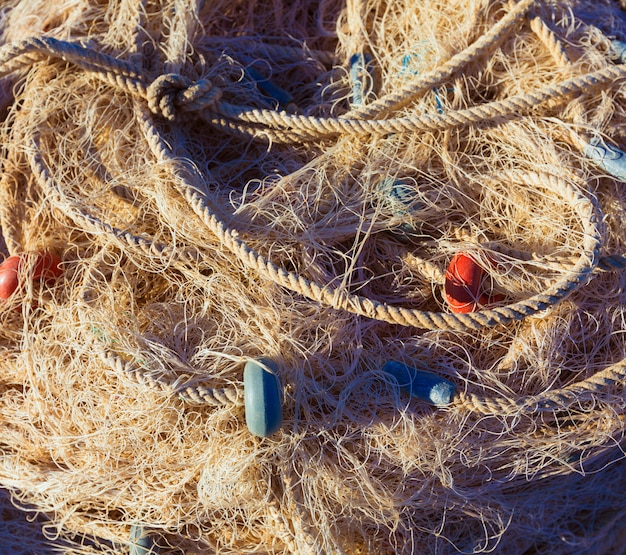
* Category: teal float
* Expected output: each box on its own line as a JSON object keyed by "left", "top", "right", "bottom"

{"left": 583, "top": 137, "right": 626, "bottom": 182}
{"left": 383, "top": 360, "right": 455, "bottom": 407}
{"left": 244, "top": 358, "right": 283, "bottom": 437}
{"left": 129, "top": 525, "right": 161, "bottom": 555}
{"left": 378, "top": 177, "right": 423, "bottom": 216}
{"left": 245, "top": 65, "right": 294, "bottom": 108}
{"left": 377, "top": 177, "right": 423, "bottom": 242}
{"left": 609, "top": 39, "right": 626, "bottom": 63}
{"left": 349, "top": 52, "right": 374, "bottom": 106}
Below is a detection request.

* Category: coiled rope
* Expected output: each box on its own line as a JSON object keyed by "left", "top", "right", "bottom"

{"left": 1, "top": 0, "right": 625, "bottom": 416}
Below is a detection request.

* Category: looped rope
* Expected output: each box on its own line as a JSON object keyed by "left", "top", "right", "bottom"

{"left": 146, "top": 73, "right": 222, "bottom": 120}
{"left": 76, "top": 252, "right": 242, "bottom": 407}
{"left": 4, "top": 4, "right": 626, "bottom": 412}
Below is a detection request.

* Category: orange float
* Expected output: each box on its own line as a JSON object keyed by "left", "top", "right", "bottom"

{"left": 0, "top": 251, "right": 63, "bottom": 300}
{"left": 445, "top": 252, "right": 503, "bottom": 313}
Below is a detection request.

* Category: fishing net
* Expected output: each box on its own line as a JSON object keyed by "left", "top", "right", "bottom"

{"left": 0, "top": 0, "right": 625, "bottom": 553}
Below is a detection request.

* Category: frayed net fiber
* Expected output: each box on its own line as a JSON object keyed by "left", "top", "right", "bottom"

{"left": 0, "top": 0, "right": 626, "bottom": 553}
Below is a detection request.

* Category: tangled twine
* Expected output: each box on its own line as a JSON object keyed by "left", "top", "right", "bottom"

{"left": 1, "top": 1, "right": 624, "bottom": 416}
{"left": 1, "top": 0, "right": 626, "bottom": 553}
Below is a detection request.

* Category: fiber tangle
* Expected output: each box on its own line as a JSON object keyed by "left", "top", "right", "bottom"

{"left": 0, "top": 0, "right": 626, "bottom": 553}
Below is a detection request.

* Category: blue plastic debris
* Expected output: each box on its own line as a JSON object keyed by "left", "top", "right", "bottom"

{"left": 399, "top": 51, "right": 422, "bottom": 78}
{"left": 383, "top": 360, "right": 456, "bottom": 407}
{"left": 244, "top": 358, "right": 283, "bottom": 437}
{"left": 583, "top": 137, "right": 626, "bottom": 182}
{"left": 433, "top": 88, "right": 445, "bottom": 114}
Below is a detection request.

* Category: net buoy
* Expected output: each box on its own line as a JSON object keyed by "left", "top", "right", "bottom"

{"left": 383, "top": 360, "right": 455, "bottom": 407}
{"left": 243, "top": 358, "right": 283, "bottom": 437}
{"left": 349, "top": 51, "right": 374, "bottom": 106}
{"left": 583, "top": 137, "right": 626, "bottom": 182}
{"left": 129, "top": 525, "right": 161, "bottom": 555}
{"left": 0, "top": 251, "right": 63, "bottom": 300}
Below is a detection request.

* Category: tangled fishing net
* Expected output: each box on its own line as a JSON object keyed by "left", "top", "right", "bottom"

{"left": 1, "top": 0, "right": 626, "bottom": 553}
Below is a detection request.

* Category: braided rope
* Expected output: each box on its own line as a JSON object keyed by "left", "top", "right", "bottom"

{"left": 212, "top": 63, "right": 626, "bottom": 139}
{"left": 147, "top": 73, "right": 222, "bottom": 120}
{"left": 346, "top": 0, "right": 537, "bottom": 119}
{"left": 488, "top": 241, "right": 626, "bottom": 273}
{"left": 137, "top": 101, "right": 604, "bottom": 332}
{"left": 0, "top": 6, "right": 618, "bottom": 144}
{"left": 529, "top": 16, "right": 571, "bottom": 68}
{"left": 0, "top": 10, "right": 622, "bottom": 144}
{"left": 529, "top": 14, "right": 587, "bottom": 130}
{"left": 1, "top": 5, "right": 623, "bottom": 413}
{"left": 80, "top": 253, "right": 243, "bottom": 407}
{"left": 0, "top": 172, "right": 24, "bottom": 255}
{"left": 201, "top": 112, "right": 316, "bottom": 144}
{"left": 455, "top": 358, "right": 626, "bottom": 415}
{"left": 0, "top": 36, "right": 147, "bottom": 95}
{"left": 0, "top": 36, "right": 224, "bottom": 121}
{"left": 97, "top": 346, "right": 243, "bottom": 407}
{"left": 404, "top": 253, "right": 446, "bottom": 284}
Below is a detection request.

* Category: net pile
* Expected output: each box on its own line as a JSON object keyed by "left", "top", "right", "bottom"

{"left": 0, "top": 0, "right": 626, "bottom": 553}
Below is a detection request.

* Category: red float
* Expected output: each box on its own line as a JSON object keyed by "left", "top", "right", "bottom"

{"left": 0, "top": 255, "right": 21, "bottom": 299}
{"left": 445, "top": 252, "right": 503, "bottom": 313}
{"left": 0, "top": 251, "right": 63, "bottom": 300}
{"left": 33, "top": 251, "right": 63, "bottom": 282}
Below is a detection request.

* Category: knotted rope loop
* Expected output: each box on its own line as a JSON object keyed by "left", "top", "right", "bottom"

{"left": 146, "top": 73, "right": 222, "bottom": 120}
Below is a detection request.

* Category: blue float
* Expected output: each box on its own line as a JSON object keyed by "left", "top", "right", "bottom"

{"left": 609, "top": 39, "right": 626, "bottom": 63}
{"left": 244, "top": 358, "right": 283, "bottom": 437}
{"left": 349, "top": 52, "right": 374, "bottom": 106}
{"left": 129, "top": 525, "right": 161, "bottom": 555}
{"left": 245, "top": 66, "right": 294, "bottom": 108}
{"left": 383, "top": 360, "right": 456, "bottom": 407}
{"left": 377, "top": 177, "right": 425, "bottom": 242}
{"left": 378, "top": 177, "right": 423, "bottom": 216}
{"left": 583, "top": 137, "right": 626, "bottom": 182}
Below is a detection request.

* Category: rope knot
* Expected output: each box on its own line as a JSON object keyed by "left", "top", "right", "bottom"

{"left": 147, "top": 73, "right": 222, "bottom": 120}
